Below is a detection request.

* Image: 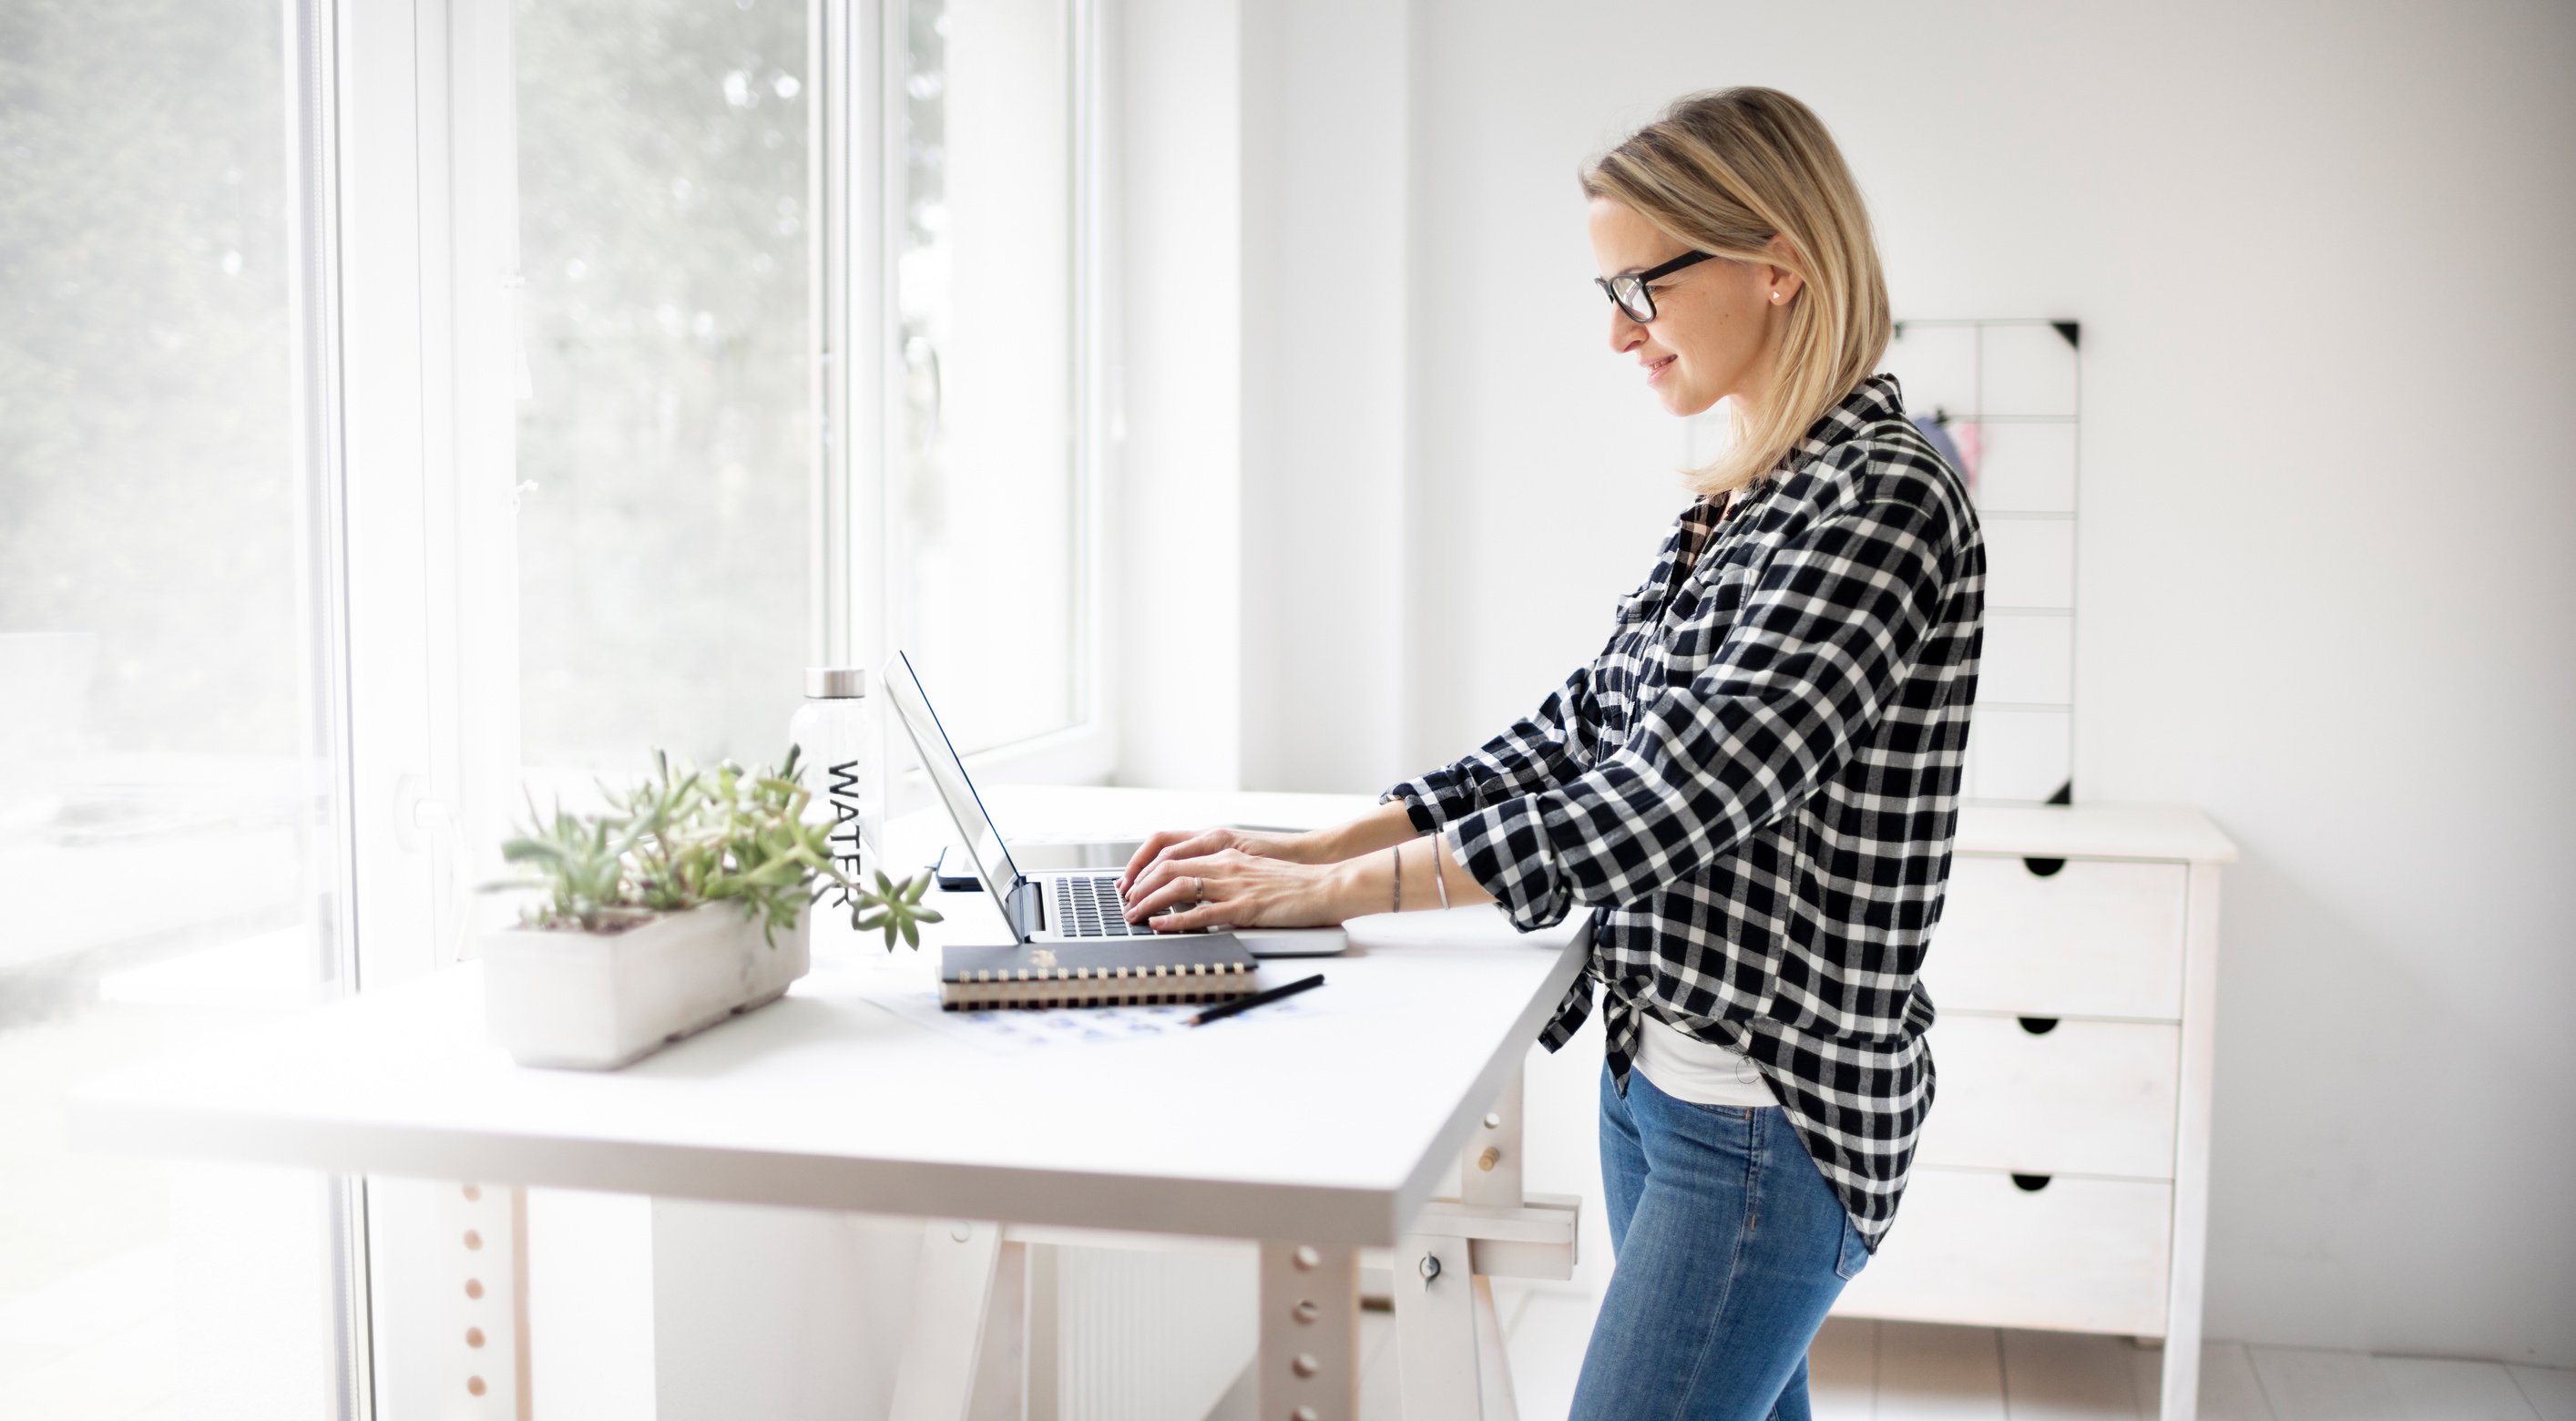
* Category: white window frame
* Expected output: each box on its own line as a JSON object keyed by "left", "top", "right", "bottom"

{"left": 838, "top": 0, "right": 1119, "bottom": 784}
{"left": 319, "top": 0, "right": 1120, "bottom": 1395}
{"left": 281, "top": 0, "right": 377, "bottom": 1409}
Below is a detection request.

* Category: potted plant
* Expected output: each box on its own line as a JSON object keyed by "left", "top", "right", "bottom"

{"left": 479, "top": 747, "right": 942, "bottom": 1069}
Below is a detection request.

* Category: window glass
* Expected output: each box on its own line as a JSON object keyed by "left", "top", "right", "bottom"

{"left": 513, "top": 0, "right": 815, "bottom": 774}
{"left": 0, "top": 0, "right": 340, "bottom": 1408}
{"left": 892, "top": 0, "right": 1080, "bottom": 754}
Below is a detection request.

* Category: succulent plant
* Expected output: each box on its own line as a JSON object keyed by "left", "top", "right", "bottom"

{"left": 851, "top": 867, "right": 944, "bottom": 949}
{"left": 489, "top": 745, "right": 935, "bottom": 949}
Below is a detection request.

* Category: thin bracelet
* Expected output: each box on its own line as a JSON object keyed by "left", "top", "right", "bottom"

{"left": 1428, "top": 837, "right": 1452, "bottom": 911}
{"left": 1387, "top": 844, "right": 1402, "bottom": 914}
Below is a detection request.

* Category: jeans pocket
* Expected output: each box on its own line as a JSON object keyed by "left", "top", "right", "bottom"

{"left": 1834, "top": 1216, "right": 1871, "bottom": 1281}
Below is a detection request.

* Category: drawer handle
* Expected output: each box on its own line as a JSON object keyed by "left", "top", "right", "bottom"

{"left": 2021, "top": 855, "right": 2067, "bottom": 878}
{"left": 2010, "top": 1173, "right": 2053, "bottom": 1193}
{"left": 2017, "top": 1017, "right": 2060, "bottom": 1036}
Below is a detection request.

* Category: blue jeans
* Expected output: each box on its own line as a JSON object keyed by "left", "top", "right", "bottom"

{"left": 1569, "top": 1064, "right": 1871, "bottom": 1421}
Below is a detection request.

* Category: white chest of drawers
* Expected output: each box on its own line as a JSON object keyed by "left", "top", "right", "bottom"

{"left": 1831, "top": 803, "right": 2235, "bottom": 1421}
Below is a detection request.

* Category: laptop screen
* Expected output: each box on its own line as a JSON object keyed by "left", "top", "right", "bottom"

{"left": 881, "top": 651, "right": 1024, "bottom": 923}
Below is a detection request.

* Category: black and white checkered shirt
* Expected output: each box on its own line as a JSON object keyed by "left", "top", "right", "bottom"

{"left": 1384, "top": 373, "right": 1983, "bottom": 1248}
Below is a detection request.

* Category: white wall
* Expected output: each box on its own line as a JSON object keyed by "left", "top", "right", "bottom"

{"left": 1111, "top": 0, "right": 1244, "bottom": 790}
{"left": 1112, "top": 0, "right": 1418, "bottom": 796}
{"left": 1159, "top": 0, "right": 2575, "bottom": 1367}
{"left": 1238, "top": 0, "right": 1415, "bottom": 795}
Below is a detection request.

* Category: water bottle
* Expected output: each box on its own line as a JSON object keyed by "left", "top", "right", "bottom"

{"left": 788, "top": 667, "right": 884, "bottom": 906}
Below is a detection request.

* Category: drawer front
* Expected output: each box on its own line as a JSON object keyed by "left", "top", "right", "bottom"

{"left": 1834, "top": 1168, "right": 2172, "bottom": 1336}
{"left": 1927, "top": 855, "right": 2187, "bottom": 1018}
{"left": 1917, "top": 1015, "right": 2180, "bottom": 1179}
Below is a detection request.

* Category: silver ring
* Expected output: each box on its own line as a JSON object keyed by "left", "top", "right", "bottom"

{"left": 1193, "top": 877, "right": 1207, "bottom": 905}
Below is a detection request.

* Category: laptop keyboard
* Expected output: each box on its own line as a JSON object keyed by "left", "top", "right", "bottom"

{"left": 1056, "top": 874, "right": 1154, "bottom": 936}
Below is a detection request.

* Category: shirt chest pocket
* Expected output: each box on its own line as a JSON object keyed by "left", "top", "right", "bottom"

{"left": 1659, "top": 557, "right": 1762, "bottom": 680}
{"left": 1593, "top": 583, "right": 1673, "bottom": 739}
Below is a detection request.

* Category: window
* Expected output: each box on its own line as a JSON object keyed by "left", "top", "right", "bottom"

{"left": 494, "top": 0, "right": 1103, "bottom": 788}
{"left": 887, "top": 0, "right": 1089, "bottom": 758}
{"left": 513, "top": 0, "right": 819, "bottom": 774}
{"left": 0, "top": 0, "right": 1111, "bottom": 1403}
{"left": 0, "top": 0, "right": 348, "bottom": 1409}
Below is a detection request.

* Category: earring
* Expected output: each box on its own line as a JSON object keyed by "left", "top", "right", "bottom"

{"left": 1772, "top": 291, "right": 1784, "bottom": 303}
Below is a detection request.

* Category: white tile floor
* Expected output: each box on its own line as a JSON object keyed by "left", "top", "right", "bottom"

{"left": 1335, "top": 1285, "right": 2576, "bottom": 1421}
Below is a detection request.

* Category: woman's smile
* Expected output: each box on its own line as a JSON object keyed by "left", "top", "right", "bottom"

{"left": 1644, "top": 353, "right": 1678, "bottom": 383}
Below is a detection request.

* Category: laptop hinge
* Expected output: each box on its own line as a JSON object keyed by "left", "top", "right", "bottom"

{"left": 1006, "top": 877, "right": 1043, "bottom": 942}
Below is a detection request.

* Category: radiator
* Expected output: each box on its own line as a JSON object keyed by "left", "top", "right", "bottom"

{"left": 1049, "top": 1244, "right": 1256, "bottom": 1421}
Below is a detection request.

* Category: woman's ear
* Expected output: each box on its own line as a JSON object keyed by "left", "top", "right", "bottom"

{"left": 1764, "top": 233, "right": 1804, "bottom": 305}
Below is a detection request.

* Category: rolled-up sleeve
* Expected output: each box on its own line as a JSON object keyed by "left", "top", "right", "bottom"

{"left": 1447, "top": 491, "right": 1958, "bottom": 931}
{"left": 1379, "top": 662, "right": 1603, "bottom": 832}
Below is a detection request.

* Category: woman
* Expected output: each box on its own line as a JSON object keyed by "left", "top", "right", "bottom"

{"left": 1117, "top": 87, "right": 1982, "bottom": 1421}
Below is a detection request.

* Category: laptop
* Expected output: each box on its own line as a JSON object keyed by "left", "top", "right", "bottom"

{"left": 882, "top": 651, "right": 1349, "bottom": 958}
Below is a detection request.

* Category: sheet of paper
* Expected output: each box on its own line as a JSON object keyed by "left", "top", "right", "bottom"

{"left": 834, "top": 951, "right": 1334, "bottom": 1057}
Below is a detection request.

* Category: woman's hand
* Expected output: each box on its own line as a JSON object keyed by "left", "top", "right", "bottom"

{"left": 1119, "top": 846, "right": 1363, "bottom": 932}
{"left": 1116, "top": 825, "right": 1325, "bottom": 898}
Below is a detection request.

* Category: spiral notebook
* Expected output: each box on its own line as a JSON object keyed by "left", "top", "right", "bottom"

{"left": 938, "top": 935, "right": 1259, "bottom": 1011}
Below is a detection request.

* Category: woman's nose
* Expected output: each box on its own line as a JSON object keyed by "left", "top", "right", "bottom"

{"left": 1608, "top": 309, "right": 1644, "bottom": 353}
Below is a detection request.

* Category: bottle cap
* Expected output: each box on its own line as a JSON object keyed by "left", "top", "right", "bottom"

{"left": 804, "top": 667, "right": 869, "bottom": 699}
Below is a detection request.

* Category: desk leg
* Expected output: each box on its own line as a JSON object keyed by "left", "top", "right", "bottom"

{"left": 1260, "top": 1241, "right": 1360, "bottom": 1421}
{"left": 1395, "top": 1232, "right": 1480, "bottom": 1420}
{"left": 1393, "top": 1062, "right": 1530, "bottom": 1421}
{"left": 892, "top": 1221, "right": 1007, "bottom": 1421}
{"left": 1471, "top": 1273, "right": 1518, "bottom": 1418}
{"left": 1393, "top": 1234, "right": 1520, "bottom": 1421}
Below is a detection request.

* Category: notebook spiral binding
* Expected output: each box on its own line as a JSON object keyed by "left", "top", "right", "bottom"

{"left": 940, "top": 960, "right": 1258, "bottom": 1012}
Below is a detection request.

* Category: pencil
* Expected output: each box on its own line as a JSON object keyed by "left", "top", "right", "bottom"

{"left": 1185, "top": 972, "right": 1324, "bottom": 1026}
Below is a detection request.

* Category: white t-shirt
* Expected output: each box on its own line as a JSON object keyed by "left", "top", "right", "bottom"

{"left": 1632, "top": 1012, "right": 1782, "bottom": 1109}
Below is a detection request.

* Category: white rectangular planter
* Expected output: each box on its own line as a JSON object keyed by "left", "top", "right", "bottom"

{"left": 482, "top": 903, "right": 813, "bottom": 1070}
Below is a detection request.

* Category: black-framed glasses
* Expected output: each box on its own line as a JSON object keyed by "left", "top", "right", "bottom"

{"left": 1595, "top": 250, "right": 1715, "bottom": 323}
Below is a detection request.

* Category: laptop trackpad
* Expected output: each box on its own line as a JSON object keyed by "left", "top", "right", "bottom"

{"left": 1233, "top": 927, "right": 1350, "bottom": 958}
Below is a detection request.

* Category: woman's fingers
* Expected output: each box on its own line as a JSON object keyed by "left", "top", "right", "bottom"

{"left": 1121, "top": 835, "right": 1233, "bottom": 908}
{"left": 1141, "top": 854, "right": 1341, "bottom": 932}
{"left": 1115, "top": 831, "right": 1186, "bottom": 892}
{"left": 1146, "top": 864, "right": 1242, "bottom": 931}
{"left": 1123, "top": 862, "right": 1215, "bottom": 923}
{"left": 1147, "top": 897, "right": 1225, "bottom": 933}
{"left": 1118, "top": 828, "right": 1225, "bottom": 895}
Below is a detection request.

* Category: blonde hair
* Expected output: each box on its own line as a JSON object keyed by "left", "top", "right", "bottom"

{"left": 1581, "top": 88, "right": 1890, "bottom": 496}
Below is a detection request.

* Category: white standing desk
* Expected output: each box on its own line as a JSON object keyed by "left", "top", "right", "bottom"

{"left": 72, "top": 786, "right": 1590, "bottom": 1420}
